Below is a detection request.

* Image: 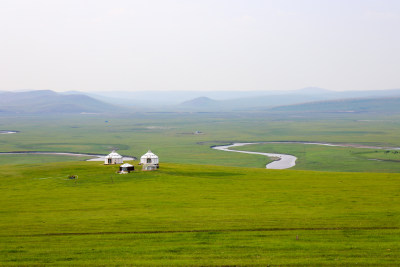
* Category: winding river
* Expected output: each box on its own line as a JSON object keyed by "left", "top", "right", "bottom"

{"left": 213, "top": 143, "right": 297, "bottom": 169}
{"left": 212, "top": 141, "right": 400, "bottom": 170}
{"left": 0, "top": 141, "right": 398, "bottom": 168}
{"left": 0, "top": 131, "right": 18, "bottom": 134}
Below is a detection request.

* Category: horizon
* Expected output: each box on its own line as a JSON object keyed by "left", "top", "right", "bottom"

{"left": 2, "top": 86, "right": 400, "bottom": 94}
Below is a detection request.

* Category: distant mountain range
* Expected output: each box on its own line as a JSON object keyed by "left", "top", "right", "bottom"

{"left": 269, "top": 96, "right": 400, "bottom": 113}
{"left": 0, "top": 90, "right": 123, "bottom": 114}
{"left": 79, "top": 87, "right": 400, "bottom": 109}
{"left": 179, "top": 97, "right": 219, "bottom": 109}
{"left": 2, "top": 87, "right": 400, "bottom": 114}
{"left": 177, "top": 93, "right": 328, "bottom": 111}
{"left": 175, "top": 88, "right": 400, "bottom": 112}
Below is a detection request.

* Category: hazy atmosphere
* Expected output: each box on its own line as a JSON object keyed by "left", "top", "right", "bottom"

{"left": 3, "top": 1, "right": 400, "bottom": 265}
{"left": 1, "top": 0, "right": 399, "bottom": 92}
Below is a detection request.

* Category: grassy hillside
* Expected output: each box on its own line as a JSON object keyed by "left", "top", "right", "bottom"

{"left": 1, "top": 113, "right": 400, "bottom": 265}
{"left": 1, "top": 161, "right": 400, "bottom": 265}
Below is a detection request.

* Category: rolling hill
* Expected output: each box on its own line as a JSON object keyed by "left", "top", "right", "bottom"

{"left": 175, "top": 88, "right": 400, "bottom": 112}
{"left": 0, "top": 90, "right": 124, "bottom": 114}
{"left": 270, "top": 96, "right": 400, "bottom": 113}
{"left": 83, "top": 87, "right": 400, "bottom": 110}
{"left": 178, "top": 97, "right": 220, "bottom": 110}
{"left": 176, "top": 93, "right": 343, "bottom": 111}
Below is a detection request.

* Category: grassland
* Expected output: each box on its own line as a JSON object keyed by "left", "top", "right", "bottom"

{"left": 235, "top": 143, "right": 400, "bottom": 172}
{"left": 1, "top": 112, "right": 400, "bottom": 265}
{"left": 1, "top": 160, "right": 400, "bottom": 265}
{"left": 0, "top": 154, "right": 92, "bottom": 165}
{"left": 1, "top": 112, "right": 400, "bottom": 170}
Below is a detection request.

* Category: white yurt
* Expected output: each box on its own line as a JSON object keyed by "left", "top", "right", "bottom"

{"left": 104, "top": 150, "right": 123, "bottom": 165}
{"left": 119, "top": 163, "right": 134, "bottom": 173}
{"left": 140, "top": 150, "right": 159, "bottom": 168}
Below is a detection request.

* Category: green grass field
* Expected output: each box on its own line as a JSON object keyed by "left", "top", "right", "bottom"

{"left": 0, "top": 154, "right": 92, "bottom": 165}
{"left": 1, "top": 112, "right": 400, "bottom": 265}
{"left": 235, "top": 143, "right": 400, "bottom": 172}
{"left": 2, "top": 112, "right": 400, "bottom": 170}
{"left": 0, "top": 160, "right": 400, "bottom": 265}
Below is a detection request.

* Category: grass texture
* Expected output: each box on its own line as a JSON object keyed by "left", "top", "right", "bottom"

{"left": 0, "top": 161, "right": 399, "bottom": 265}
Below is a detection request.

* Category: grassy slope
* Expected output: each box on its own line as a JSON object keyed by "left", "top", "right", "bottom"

{"left": 1, "top": 113, "right": 400, "bottom": 264}
{"left": 1, "top": 161, "right": 400, "bottom": 265}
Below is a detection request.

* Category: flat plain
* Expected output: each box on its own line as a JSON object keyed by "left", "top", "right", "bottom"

{"left": 1, "top": 112, "right": 400, "bottom": 265}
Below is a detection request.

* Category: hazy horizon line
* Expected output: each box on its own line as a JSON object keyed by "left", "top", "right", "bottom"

{"left": 2, "top": 87, "right": 400, "bottom": 93}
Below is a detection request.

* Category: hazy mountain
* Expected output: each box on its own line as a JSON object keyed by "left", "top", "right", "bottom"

{"left": 177, "top": 95, "right": 327, "bottom": 111}
{"left": 222, "top": 94, "right": 328, "bottom": 110}
{"left": 79, "top": 87, "right": 400, "bottom": 110}
{"left": 0, "top": 90, "right": 123, "bottom": 114}
{"left": 83, "top": 87, "right": 333, "bottom": 106}
{"left": 179, "top": 97, "right": 219, "bottom": 108}
{"left": 175, "top": 88, "right": 339, "bottom": 111}
{"left": 270, "top": 96, "right": 400, "bottom": 113}
{"left": 337, "top": 89, "right": 400, "bottom": 98}
{"left": 7, "top": 87, "right": 400, "bottom": 113}
{"left": 174, "top": 88, "right": 400, "bottom": 112}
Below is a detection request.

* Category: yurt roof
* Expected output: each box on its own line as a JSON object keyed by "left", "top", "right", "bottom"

{"left": 140, "top": 150, "right": 158, "bottom": 159}
{"left": 105, "top": 150, "right": 123, "bottom": 159}
{"left": 120, "top": 163, "right": 133, "bottom": 167}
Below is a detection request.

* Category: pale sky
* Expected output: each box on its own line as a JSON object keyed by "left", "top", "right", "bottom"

{"left": 1, "top": 0, "right": 399, "bottom": 92}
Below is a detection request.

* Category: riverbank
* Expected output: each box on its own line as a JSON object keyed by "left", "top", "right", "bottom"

{"left": 260, "top": 141, "right": 400, "bottom": 150}
{"left": 213, "top": 143, "right": 297, "bottom": 169}
{"left": 0, "top": 151, "right": 135, "bottom": 161}
{"left": 212, "top": 141, "right": 400, "bottom": 170}
{"left": 0, "top": 130, "right": 18, "bottom": 134}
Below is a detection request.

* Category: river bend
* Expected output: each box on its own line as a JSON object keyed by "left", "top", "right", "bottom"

{"left": 212, "top": 141, "right": 400, "bottom": 170}
{"left": 213, "top": 143, "right": 297, "bottom": 169}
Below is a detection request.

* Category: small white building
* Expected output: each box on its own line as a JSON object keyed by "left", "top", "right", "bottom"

{"left": 119, "top": 163, "right": 134, "bottom": 173}
{"left": 104, "top": 150, "right": 123, "bottom": 165}
{"left": 140, "top": 150, "right": 159, "bottom": 169}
